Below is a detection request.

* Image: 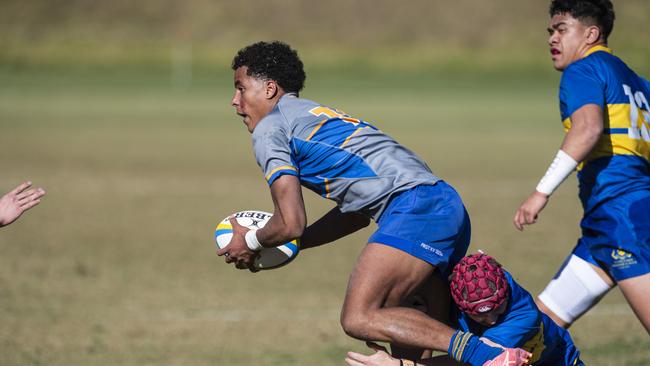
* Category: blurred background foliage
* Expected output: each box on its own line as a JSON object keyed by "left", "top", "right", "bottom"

{"left": 1, "top": 0, "right": 648, "bottom": 74}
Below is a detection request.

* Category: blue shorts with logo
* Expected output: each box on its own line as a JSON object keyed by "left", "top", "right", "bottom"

{"left": 368, "top": 181, "right": 471, "bottom": 277}
{"left": 573, "top": 189, "right": 650, "bottom": 281}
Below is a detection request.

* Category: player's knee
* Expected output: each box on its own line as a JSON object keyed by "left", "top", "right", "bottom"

{"left": 340, "top": 308, "right": 371, "bottom": 340}
{"left": 535, "top": 298, "right": 570, "bottom": 328}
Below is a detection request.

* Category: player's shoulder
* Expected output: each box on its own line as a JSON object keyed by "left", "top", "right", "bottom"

{"left": 503, "top": 271, "right": 540, "bottom": 321}
{"left": 276, "top": 94, "right": 321, "bottom": 123}
{"left": 562, "top": 58, "right": 598, "bottom": 81}
{"left": 253, "top": 94, "right": 324, "bottom": 141}
{"left": 567, "top": 47, "right": 626, "bottom": 79}
{"left": 503, "top": 270, "right": 519, "bottom": 289}
{"left": 563, "top": 47, "right": 608, "bottom": 74}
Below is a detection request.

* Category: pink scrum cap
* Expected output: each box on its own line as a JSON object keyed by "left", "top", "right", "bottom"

{"left": 450, "top": 253, "right": 508, "bottom": 315}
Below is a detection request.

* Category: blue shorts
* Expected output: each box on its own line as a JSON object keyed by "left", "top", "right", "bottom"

{"left": 573, "top": 190, "right": 650, "bottom": 281}
{"left": 368, "top": 182, "right": 471, "bottom": 277}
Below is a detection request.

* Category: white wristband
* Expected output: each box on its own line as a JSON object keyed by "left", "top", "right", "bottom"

{"left": 245, "top": 229, "right": 263, "bottom": 252}
{"left": 535, "top": 150, "right": 578, "bottom": 195}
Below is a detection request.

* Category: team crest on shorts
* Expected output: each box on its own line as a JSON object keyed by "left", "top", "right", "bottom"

{"left": 611, "top": 248, "right": 637, "bottom": 269}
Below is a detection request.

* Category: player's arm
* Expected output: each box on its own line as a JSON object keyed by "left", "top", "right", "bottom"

{"left": 217, "top": 175, "right": 305, "bottom": 268}
{"left": 256, "top": 174, "right": 307, "bottom": 246}
{"left": 299, "top": 207, "right": 370, "bottom": 250}
{"left": 513, "top": 104, "right": 603, "bottom": 230}
{"left": 559, "top": 104, "right": 604, "bottom": 161}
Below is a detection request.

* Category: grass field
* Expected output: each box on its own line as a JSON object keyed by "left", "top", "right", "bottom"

{"left": 1, "top": 66, "right": 649, "bottom": 366}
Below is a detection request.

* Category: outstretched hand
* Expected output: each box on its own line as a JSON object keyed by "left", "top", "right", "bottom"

{"left": 345, "top": 342, "right": 400, "bottom": 366}
{"left": 513, "top": 191, "right": 549, "bottom": 231}
{"left": 0, "top": 181, "right": 45, "bottom": 227}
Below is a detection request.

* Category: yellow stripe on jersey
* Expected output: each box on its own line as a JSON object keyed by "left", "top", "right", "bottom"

{"left": 340, "top": 127, "right": 364, "bottom": 147}
{"left": 324, "top": 177, "right": 330, "bottom": 198}
{"left": 522, "top": 322, "right": 546, "bottom": 364}
{"left": 583, "top": 45, "right": 613, "bottom": 58}
{"left": 563, "top": 103, "right": 650, "bottom": 169}
{"left": 265, "top": 165, "right": 298, "bottom": 181}
{"left": 305, "top": 118, "right": 329, "bottom": 141}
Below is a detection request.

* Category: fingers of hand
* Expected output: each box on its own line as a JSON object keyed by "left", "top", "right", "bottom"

{"left": 248, "top": 266, "right": 260, "bottom": 273}
{"left": 519, "top": 348, "right": 532, "bottom": 362}
{"left": 344, "top": 356, "right": 365, "bottom": 366}
{"left": 10, "top": 181, "right": 32, "bottom": 196}
{"left": 502, "top": 348, "right": 532, "bottom": 366}
{"left": 20, "top": 199, "right": 42, "bottom": 212}
{"left": 216, "top": 246, "right": 228, "bottom": 256}
{"left": 523, "top": 210, "right": 537, "bottom": 225}
{"left": 513, "top": 210, "right": 525, "bottom": 231}
{"left": 228, "top": 217, "right": 243, "bottom": 229}
{"left": 18, "top": 188, "right": 45, "bottom": 207}
{"left": 513, "top": 211, "right": 522, "bottom": 230}
{"left": 345, "top": 351, "right": 370, "bottom": 364}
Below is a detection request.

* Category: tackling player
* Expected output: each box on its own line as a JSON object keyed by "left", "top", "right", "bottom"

{"left": 345, "top": 253, "right": 582, "bottom": 366}
{"left": 513, "top": 0, "right": 650, "bottom": 332}
{"left": 220, "top": 41, "right": 529, "bottom": 365}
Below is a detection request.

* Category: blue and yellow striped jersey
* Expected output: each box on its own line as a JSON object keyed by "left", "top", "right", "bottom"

{"left": 251, "top": 94, "right": 439, "bottom": 219}
{"left": 454, "top": 271, "right": 582, "bottom": 366}
{"left": 559, "top": 46, "right": 650, "bottom": 212}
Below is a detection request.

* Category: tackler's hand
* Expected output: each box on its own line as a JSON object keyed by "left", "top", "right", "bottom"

{"left": 345, "top": 342, "right": 399, "bottom": 366}
{"left": 483, "top": 347, "right": 532, "bottom": 366}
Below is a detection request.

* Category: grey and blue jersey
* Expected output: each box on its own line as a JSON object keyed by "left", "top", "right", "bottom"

{"left": 252, "top": 93, "right": 439, "bottom": 219}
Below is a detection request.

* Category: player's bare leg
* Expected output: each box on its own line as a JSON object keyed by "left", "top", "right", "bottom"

{"left": 534, "top": 299, "right": 570, "bottom": 328}
{"left": 390, "top": 274, "right": 450, "bottom": 360}
{"left": 340, "top": 243, "right": 455, "bottom": 351}
{"left": 618, "top": 273, "right": 650, "bottom": 334}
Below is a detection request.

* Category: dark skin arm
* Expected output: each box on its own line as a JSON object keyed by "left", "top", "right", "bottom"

{"left": 300, "top": 206, "right": 371, "bottom": 250}
{"left": 217, "top": 174, "right": 371, "bottom": 267}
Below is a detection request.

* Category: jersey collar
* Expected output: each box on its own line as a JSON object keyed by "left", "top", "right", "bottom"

{"left": 583, "top": 45, "right": 613, "bottom": 58}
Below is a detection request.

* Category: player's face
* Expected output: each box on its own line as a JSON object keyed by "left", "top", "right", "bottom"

{"left": 467, "top": 300, "right": 508, "bottom": 327}
{"left": 231, "top": 66, "right": 276, "bottom": 133}
{"left": 547, "top": 13, "right": 593, "bottom": 71}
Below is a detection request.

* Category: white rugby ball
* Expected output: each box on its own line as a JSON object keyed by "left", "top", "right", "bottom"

{"left": 214, "top": 210, "right": 300, "bottom": 270}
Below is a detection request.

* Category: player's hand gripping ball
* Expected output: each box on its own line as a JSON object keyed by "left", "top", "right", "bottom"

{"left": 215, "top": 210, "right": 300, "bottom": 270}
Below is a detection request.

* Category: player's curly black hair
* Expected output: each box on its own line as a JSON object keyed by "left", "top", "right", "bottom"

{"left": 550, "top": 0, "right": 615, "bottom": 42}
{"left": 232, "top": 41, "right": 306, "bottom": 94}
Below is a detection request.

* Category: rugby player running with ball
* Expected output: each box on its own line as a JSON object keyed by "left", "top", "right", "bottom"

{"left": 219, "top": 41, "right": 530, "bottom": 366}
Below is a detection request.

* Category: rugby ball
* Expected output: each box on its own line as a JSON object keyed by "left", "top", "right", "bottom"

{"left": 214, "top": 210, "right": 300, "bottom": 270}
